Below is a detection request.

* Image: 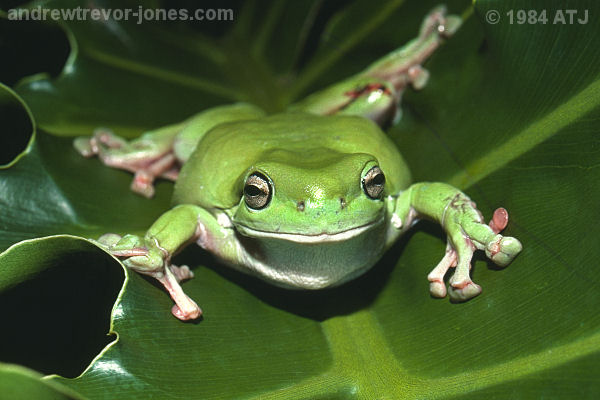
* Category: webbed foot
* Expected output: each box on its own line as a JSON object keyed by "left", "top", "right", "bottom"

{"left": 427, "top": 242, "right": 483, "bottom": 301}
{"left": 93, "top": 233, "right": 202, "bottom": 320}
{"left": 427, "top": 199, "right": 522, "bottom": 302}
{"left": 363, "top": 5, "right": 462, "bottom": 93}
{"left": 74, "top": 127, "right": 180, "bottom": 198}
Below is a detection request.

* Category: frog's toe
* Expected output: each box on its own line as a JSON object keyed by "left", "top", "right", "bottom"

{"left": 123, "top": 251, "right": 164, "bottom": 272}
{"left": 448, "top": 280, "right": 482, "bottom": 302}
{"left": 95, "top": 233, "right": 148, "bottom": 258}
{"left": 74, "top": 137, "right": 96, "bottom": 157}
{"left": 485, "top": 234, "right": 523, "bottom": 267}
{"left": 420, "top": 5, "right": 461, "bottom": 39}
{"left": 429, "top": 280, "right": 447, "bottom": 298}
{"left": 170, "top": 264, "right": 194, "bottom": 283}
{"left": 158, "top": 267, "right": 203, "bottom": 321}
{"left": 93, "top": 127, "right": 126, "bottom": 149}
{"left": 441, "top": 15, "right": 462, "bottom": 37}
{"left": 427, "top": 242, "right": 456, "bottom": 299}
{"left": 116, "top": 234, "right": 144, "bottom": 247}
{"left": 97, "top": 233, "right": 122, "bottom": 247}
{"left": 171, "top": 303, "right": 202, "bottom": 321}
{"left": 110, "top": 234, "right": 146, "bottom": 255}
{"left": 408, "top": 65, "right": 430, "bottom": 90}
{"left": 488, "top": 207, "right": 509, "bottom": 234}
{"left": 131, "top": 171, "right": 156, "bottom": 198}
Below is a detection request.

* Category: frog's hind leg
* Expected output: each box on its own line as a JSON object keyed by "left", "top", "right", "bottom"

{"left": 129, "top": 152, "right": 179, "bottom": 198}
{"left": 75, "top": 103, "right": 266, "bottom": 198}
{"left": 74, "top": 123, "right": 183, "bottom": 198}
{"left": 290, "top": 6, "right": 461, "bottom": 127}
{"left": 362, "top": 5, "right": 461, "bottom": 93}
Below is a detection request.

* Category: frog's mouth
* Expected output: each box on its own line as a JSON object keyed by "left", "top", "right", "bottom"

{"left": 235, "top": 217, "right": 384, "bottom": 244}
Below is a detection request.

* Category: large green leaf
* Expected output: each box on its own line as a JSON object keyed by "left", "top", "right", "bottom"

{"left": 0, "top": 363, "right": 84, "bottom": 399}
{"left": 1, "top": 0, "right": 599, "bottom": 398}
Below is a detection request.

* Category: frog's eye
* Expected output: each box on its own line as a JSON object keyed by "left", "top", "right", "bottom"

{"left": 362, "top": 166, "right": 385, "bottom": 199}
{"left": 244, "top": 172, "right": 272, "bottom": 209}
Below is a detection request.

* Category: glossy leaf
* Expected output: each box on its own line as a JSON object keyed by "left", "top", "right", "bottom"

{"left": 1, "top": 0, "right": 599, "bottom": 398}
{"left": 0, "top": 363, "right": 83, "bottom": 399}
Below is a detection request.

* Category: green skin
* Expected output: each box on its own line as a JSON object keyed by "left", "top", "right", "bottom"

{"left": 75, "top": 6, "right": 522, "bottom": 321}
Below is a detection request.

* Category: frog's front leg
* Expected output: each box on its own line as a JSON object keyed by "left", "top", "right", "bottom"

{"left": 390, "top": 183, "right": 523, "bottom": 301}
{"left": 95, "top": 204, "right": 247, "bottom": 320}
{"left": 96, "top": 205, "right": 209, "bottom": 320}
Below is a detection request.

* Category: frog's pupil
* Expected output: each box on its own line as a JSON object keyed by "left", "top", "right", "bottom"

{"left": 245, "top": 185, "right": 262, "bottom": 197}
{"left": 372, "top": 173, "right": 385, "bottom": 185}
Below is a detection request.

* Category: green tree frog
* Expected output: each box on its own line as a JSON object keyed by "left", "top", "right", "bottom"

{"left": 74, "top": 6, "right": 522, "bottom": 321}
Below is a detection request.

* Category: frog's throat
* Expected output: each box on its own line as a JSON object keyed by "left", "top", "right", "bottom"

{"left": 235, "top": 217, "right": 384, "bottom": 244}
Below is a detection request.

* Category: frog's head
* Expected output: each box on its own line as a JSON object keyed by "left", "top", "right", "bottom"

{"left": 174, "top": 113, "right": 412, "bottom": 239}
{"left": 232, "top": 149, "right": 387, "bottom": 240}
{"left": 174, "top": 112, "right": 411, "bottom": 238}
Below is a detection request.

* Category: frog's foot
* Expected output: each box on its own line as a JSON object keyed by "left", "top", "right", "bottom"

{"left": 74, "top": 128, "right": 127, "bottom": 157}
{"left": 396, "top": 184, "right": 522, "bottom": 302}
{"left": 96, "top": 233, "right": 146, "bottom": 256}
{"left": 74, "top": 128, "right": 180, "bottom": 198}
{"left": 170, "top": 264, "right": 194, "bottom": 283}
{"left": 419, "top": 5, "right": 461, "bottom": 39}
{"left": 156, "top": 266, "right": 202, "bottom": 321}
{"left": 406, "top": 6, "right": 460, "bottom": 91}
{"left": 427, "top": 241, "right": 481, "bottom": 301}
{"left": 127, "top": 257, "right": 201, "bottom": 321}
{"left": 444, "top": 205, "right": 521, "bottom": 302}
{"left": 96, "top": 233, "right": 124, "bottom": 247}
{"left": 363, "top": 5, "right": 461, "bottom": 95}
{"left": 124, "top": 257, "right": 201, "bottom": 320}
{"left": 129, "top": 153, "right": 178, "bottom": 198}
{"left": 96, "top": 233, "right": 202, "bottom": 320}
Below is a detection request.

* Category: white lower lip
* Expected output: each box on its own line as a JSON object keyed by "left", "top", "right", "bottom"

{"left": 236, "top": 218, "right": 382, "bottom": 244}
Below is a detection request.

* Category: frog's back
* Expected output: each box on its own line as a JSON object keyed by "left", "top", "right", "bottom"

{"left": 173, "top": 113, "right": 411, "bottom": 208}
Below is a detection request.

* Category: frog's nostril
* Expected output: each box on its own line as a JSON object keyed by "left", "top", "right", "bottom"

{"left": 297, "top": 201, "right": 305, "bottom": 212}
{"left": 340, "top": 198, "right": 346, "bottom": 209}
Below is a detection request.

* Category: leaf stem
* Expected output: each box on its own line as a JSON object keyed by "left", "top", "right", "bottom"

{"left": 450, "top": 76, "right": 600, "bottom": 189}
